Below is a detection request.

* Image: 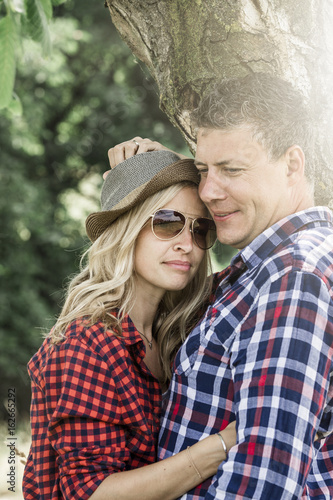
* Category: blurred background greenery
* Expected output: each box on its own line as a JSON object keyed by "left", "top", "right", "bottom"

{"left": 0, "top": 0, "right": 235, "bottom": 425}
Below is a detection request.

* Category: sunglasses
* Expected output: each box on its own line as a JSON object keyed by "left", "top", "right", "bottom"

{"left": 149, "top": 209, "right": 217, "bottom": 250}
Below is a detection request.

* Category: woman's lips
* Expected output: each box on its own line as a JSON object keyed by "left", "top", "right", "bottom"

{"left": 164, "top": 260, "right": 191, "bottom": 271}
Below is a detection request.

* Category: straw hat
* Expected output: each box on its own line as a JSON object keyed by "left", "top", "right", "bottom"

{"left": 85, "top": 150, "right": 199, "bottom": 241}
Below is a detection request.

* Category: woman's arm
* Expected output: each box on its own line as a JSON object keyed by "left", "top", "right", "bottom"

{"left": 104, "top": 137, "right": 189, "bottom": 177}
{"left": 90, "top": 422, "right": 236, "bottom": 500}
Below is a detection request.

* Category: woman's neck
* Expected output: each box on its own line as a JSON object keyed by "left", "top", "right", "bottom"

{"left": 129, "top": 281, "right": 164, "bottom": 336}
{"left": 129, "top": 298, "right": 158, "bottom": 336}
{"left": 129, "top": 281, "right": 166, "bottom": 386}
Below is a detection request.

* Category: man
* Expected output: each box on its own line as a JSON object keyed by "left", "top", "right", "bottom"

{"left": 108, "top": 73, "right": 333, "bottom": 499}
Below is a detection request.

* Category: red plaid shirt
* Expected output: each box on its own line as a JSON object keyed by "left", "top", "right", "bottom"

{"left": 23, "top": 316, "right": 162, "bottom": 500}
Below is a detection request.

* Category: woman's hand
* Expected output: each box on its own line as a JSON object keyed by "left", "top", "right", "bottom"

{"left": 90, "top": 420, "right": 237, "bottom": 500}
{"left": 104, "top": 137, "right": 189, "bottom": 178}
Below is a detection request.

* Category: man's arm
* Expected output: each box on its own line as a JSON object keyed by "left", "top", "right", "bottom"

{"left": 207, "top": 270, "right": 333, "bottom": 499}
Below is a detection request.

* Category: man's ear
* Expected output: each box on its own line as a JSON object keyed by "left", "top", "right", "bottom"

{"left": 285, "top": 145, "right": 305, "bottom": 183}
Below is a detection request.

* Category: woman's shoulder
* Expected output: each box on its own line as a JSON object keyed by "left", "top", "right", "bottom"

{"left": 57, "top": 317, "right": 129, "bottom": 357}
{"left": 28, "top": 318, "right": 124, "bottom": 377}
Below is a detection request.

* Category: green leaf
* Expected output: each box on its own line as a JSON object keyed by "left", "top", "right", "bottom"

{"left": 40, "top": 0, "right": 52, "bottom": 20}
{"left": 0, "top": 15, "right": 16, "bottom": 109}
{"left": 7, "top": 92, "right": 22, "bottom": 115}
{"left": 8, "top": 0, "right": 25, "bottom": 14}
{"left": 51, "top": 0, "right": 66, "bottom": 5}
{"left": 24, "top": 0, "right": 52, "bottom": 55}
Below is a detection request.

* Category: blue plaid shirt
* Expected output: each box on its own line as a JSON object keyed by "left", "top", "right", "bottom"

{"left": 159, "top": 207, "right": 333, "bottom": 500}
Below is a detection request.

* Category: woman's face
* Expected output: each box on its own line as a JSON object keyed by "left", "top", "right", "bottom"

{"left": 134, "top": 186, "right": 207, "bottom": 300}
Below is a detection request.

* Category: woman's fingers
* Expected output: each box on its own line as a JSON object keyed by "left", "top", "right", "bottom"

{"left": 104, "top": 137, "right": 170, "bottom": 178}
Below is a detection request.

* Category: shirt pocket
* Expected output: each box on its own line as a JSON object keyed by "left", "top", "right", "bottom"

{"left": 174, "top": 306, "right": 236, "bottom": 377}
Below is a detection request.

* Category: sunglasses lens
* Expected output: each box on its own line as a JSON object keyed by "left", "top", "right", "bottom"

{"left": 152, "top": 209, "right": 216, "bottom": 250}
{"left": 193, "top": 218, "right": 217, "bottom": 249}
{"left": 152, "top": 210, "right": 185, "bottom": 239}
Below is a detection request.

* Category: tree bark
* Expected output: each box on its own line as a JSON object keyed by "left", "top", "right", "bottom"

{"left": 105, "top": 0, "right": 333, "bottom": 207}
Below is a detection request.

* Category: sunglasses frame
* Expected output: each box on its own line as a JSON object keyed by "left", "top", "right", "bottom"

{"left": 149, "top": 208, "right": 216, "bottom": 250}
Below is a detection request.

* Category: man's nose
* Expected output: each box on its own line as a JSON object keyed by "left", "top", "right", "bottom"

{"left": 198, "top": 171, "right": 228, "bottom": 204}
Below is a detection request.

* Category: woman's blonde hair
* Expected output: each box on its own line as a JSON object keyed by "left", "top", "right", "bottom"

{"left": 50, "top": 182, "right": 212, "bottom": 384}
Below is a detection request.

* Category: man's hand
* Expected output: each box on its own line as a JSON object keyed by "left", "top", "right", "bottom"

{"left": 104, "top": 137, "right": 189, "bottom": 178}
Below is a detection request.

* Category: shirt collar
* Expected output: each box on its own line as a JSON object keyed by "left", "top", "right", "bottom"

{"left": 233, "top": 206, "right": 333, "bottom": 271}
{"left": 107, "top": 311, "right": 143, "bottom": 347}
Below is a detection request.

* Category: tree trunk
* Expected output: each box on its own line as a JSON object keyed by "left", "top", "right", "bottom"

{"left": 105, "top": 0, "right": 333, "bottom": 207}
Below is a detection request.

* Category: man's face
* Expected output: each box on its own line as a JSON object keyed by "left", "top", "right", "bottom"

{"left": 195, "top": 128, "right": 292, "bottom": 249}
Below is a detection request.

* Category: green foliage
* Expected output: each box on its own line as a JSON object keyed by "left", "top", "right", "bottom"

{"left": 23, "top": 0, "right": 52, "bottom": 53}
{"left": 0, "top": 14, "right": 16, "bottom": 108}
{"left": 0, "top": 0, "right": 189, "bottom": 420}
{"left": 0, "top": 0, "right": 61, "bottom": 109}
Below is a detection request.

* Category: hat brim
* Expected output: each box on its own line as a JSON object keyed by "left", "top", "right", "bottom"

{"left": 85, "top": 158, "right": 199, "bottom": 242}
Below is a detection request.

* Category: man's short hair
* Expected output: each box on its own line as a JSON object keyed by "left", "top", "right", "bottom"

{"left": 193, "top": 73, "right": 316, "bottom": 182}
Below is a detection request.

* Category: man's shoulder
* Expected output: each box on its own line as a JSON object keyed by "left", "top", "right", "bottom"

{"left": 283, "top": 221, "right": 333, "bottom": 258}
{"left": 258, "top": 223, "right": 333, "bottom": 286}
{"left": 287, "top": 223, "right": 333, "bottom": 275}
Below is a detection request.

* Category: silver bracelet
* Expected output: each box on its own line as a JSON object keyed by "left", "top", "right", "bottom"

{"left": 217, "top": 432, "right": 228, "bottom": 455}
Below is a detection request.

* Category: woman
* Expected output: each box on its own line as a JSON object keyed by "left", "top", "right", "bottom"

{"left": 23, "top": 150, "right": 236, "bottom": 500}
